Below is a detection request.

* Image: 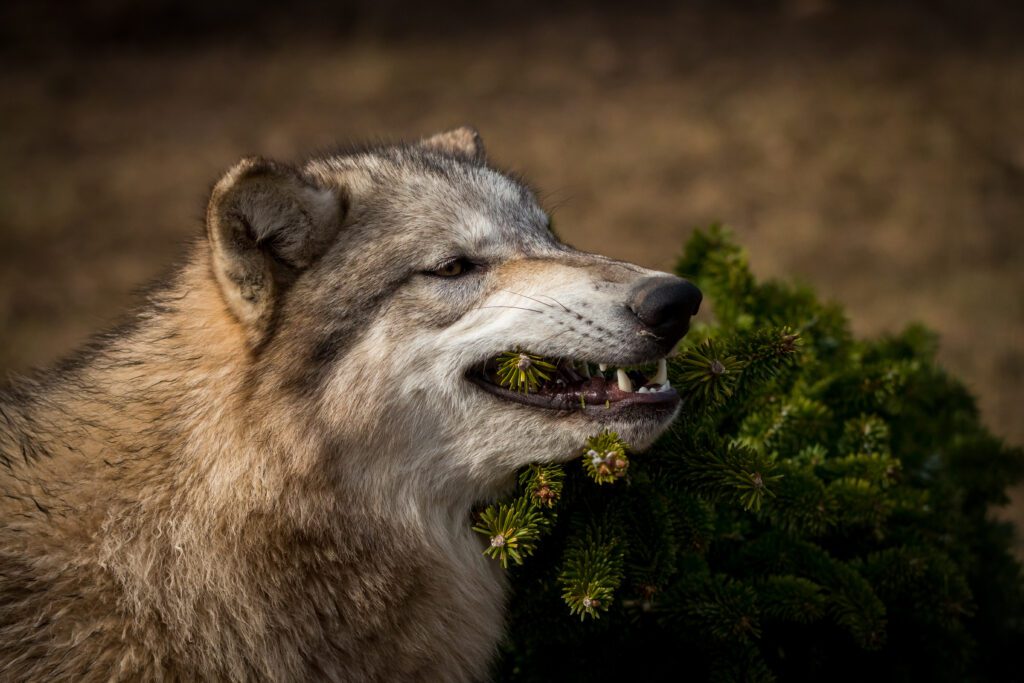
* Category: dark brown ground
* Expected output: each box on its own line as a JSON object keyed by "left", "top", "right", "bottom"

{"left": 1, "top": 2, "right": 1022, "bottom": 540}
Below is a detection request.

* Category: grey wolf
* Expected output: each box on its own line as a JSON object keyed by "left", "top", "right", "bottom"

{"left": 0, "top": 127, "right": 700, "bottom": 681}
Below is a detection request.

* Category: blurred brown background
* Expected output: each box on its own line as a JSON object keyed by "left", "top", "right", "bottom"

{"left": 1, "top": 1, "right": 1021, "bottom": 537}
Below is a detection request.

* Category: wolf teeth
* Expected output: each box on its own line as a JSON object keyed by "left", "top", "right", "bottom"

{"left": 598, "top": 363, "right": 607, "bottom": 372}
{"left": 616, "top": 369, "right": 633, "bottom": 392}
{"left": 579, "top": 361, "right": 591, "bottom": 378}
{"left": 653, "top": 358, "right": 668, "bottom": 385}
{"left": 638, "top": 381, "right": 670, "bottom": 394}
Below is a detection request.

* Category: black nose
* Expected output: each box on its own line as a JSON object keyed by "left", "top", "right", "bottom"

{"left": 629, "top": 276, "right": 703, "bottom": 350}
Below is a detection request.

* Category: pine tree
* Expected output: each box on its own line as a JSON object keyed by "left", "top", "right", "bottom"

{"left": 475, "top": 225, "right": 1024, "bottom": 682}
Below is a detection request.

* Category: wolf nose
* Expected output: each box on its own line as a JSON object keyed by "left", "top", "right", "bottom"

{"left": 629, "top": 276, "right": 703, "bottom": 350}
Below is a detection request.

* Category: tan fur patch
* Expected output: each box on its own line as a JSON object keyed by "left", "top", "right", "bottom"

{"left": 0, "top": 137, "right": 685, "bottom": 681}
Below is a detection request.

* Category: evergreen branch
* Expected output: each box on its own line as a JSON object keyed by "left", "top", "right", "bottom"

{"left": 758, "top": 575, "right": 827, "bottom": 624}
{"left": 740, "top": 395, "right": 832, "bottom": 457}
{"left": 686, "top": 576, "right": 762, "bottom": 643}
{"left": 707, "top": 642, "right": 777, "bottom": 683}
{"left": 558, "top": 529, "right": 625, "bottom": 619}
{"left": 581, "top": 431, "right": 630, "bottom": 484}
{"left": 494, "top": 226, "right": 1024, "bottom": 681}
{"left": 762, "top": 465, "right": 833, "bottom": 536}
{"left": 495, "top": 349, "right": 558, "bottom": 393}
{"left": 673, "top": 338, "right": 745, "bottom": 411}
{"left": 669, "top": 439, "right": 781, "bottom": 512}
{"left": 472, "top": 497, "right": 545, "bottom": 569}
{"left": 730, "top": 326, "right": 803, "bottom": 392}
{"left": 827, "top": 476, "right": 895, "bottom": 533}
{"left": 658, "top": 575, "right": 762, "bottom": 644}
{"left": 619, "top": 487, "right": 684, "bottom": 597}
{"left": 676, "top": 223, "right": 757, "bottom": 329}
{"left": 857, "top": 547, "right": 975, "bottom": 628}
{"left": 519, "top": 463, "right": 566, "bottom": 508}
{"left": 837, "top": 414, "right": 892, "bottom": 456}
{"left": 816, "top": 452, "right": 901, "bottom": 488}
{"left": 737, "top": 533, "right": 888, "bottom": 650}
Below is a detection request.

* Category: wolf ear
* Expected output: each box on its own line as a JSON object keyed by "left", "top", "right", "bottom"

{"left": 206, "top": 157, "right": 344, "bottom": 343}
{"left": 418, "top": 126, "right": 486, "bottom": 162}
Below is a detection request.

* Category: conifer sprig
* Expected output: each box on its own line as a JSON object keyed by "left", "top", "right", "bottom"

{"left": 559, "top": 525, "right": 625, "bottom": 620}
{"left": 675, "top": 339, "right": 745, "bottom": 409}
{"left": 519, "top": 463, "right": 565, "bottom": 508}
{"left": 491, "top": 226, "right": 1024, "bottom": 681}
{"left": 667, "top": 439, "right": 781, "bottom": 512}
{"left": 581, "top": 431, "right": 630, "bottom": 484}
{"left": 472, "top": 498, "right": 545, "bottom": 568}
{"left": 495, "top": 350, "right": 558, "bottom": 393}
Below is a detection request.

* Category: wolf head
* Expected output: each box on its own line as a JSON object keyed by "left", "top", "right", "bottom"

{"left": 205, "top": 128, "right": 700, "bottom": 500}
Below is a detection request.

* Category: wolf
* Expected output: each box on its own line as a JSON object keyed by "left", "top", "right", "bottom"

{"left": 0, "top": 127, "right": 701, "bottom": 681}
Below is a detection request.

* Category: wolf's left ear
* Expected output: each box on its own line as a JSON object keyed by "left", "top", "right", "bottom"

{"left": 206, "top": 157, "right": 344, "bottom": 344}
{"left": 418, "top": 126, "right": 486, "bottom": 162}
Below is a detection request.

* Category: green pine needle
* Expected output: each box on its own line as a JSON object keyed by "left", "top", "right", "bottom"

{"left": 676, "top": 339, "right": 745, "bottom": 408}
{"left": 581, "top": 431, "right": 630, "bottom": 484}
{"left": 472, "top": 497, "right": 544, "bottom": 568}
{"left": 495, "top": 350, "right": 558, "bottom": 393}
{"left": 558, "top": 526, "right": 625, "bottom": 620}
{"left": 837, "top": 414, "right": 892, "bottom": 456}
{"left": 489, "top": 227, "right": 1024, "bottom": 679}
{"left": 519, "top": 463, "right": 565, "bottom": 508}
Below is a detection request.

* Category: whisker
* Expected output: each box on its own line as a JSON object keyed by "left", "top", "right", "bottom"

{"left": 532, "top": 294, "right": 571, "bottom": 312}
{"left": 535, "top": 328, "right": 572, "bottom": 347}
{"left": 471, "top": 305, "right": 546, "bottom": 314}
{"left": 499, "top": 289, "right": 556, "bottom": 309}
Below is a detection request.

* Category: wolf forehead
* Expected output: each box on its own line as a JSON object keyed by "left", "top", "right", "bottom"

{"left": 202, "top": 129, "right": 578, "bottom": 365}
{"left": 303, "top": 141, "right": 558, "bottom": 259}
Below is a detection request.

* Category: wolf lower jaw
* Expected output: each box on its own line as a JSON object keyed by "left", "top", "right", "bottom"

{"left": 465, "top": 353, "right": 682, "bottom": 452}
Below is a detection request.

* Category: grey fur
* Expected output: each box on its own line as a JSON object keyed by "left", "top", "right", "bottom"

{"left": 0, "top": 128, "right": 685, "bottom": 681}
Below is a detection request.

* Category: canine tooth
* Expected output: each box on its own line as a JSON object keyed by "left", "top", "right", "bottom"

{"left": 598, "top": 363, "right": 607, "bottom": 372}
{"left": 616, "top": 369, "right": 633, "bottom": 392}
{"left": 653, "top": 358, "right": 668, "bottom": 385}
{"left": 579, "top": 361, "right": 591, "bottom": 378}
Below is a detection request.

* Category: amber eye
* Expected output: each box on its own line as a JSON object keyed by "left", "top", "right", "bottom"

{"left": 433, "top": 258, "right": 472, "bottom": 277}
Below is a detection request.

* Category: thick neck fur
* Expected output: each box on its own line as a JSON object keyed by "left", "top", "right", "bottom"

{"left": 0, "top": 247, "right": 505, "bottom": 682}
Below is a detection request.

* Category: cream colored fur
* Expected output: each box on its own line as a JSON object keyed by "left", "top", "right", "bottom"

{"left": 0, "top": 130, "right": 681, "bottom": 681}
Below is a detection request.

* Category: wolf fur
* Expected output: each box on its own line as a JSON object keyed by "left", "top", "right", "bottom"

{"left": 0, "top": 128, "right": 686, "bottom": 681}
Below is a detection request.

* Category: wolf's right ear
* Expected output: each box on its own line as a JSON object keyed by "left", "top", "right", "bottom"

{"left": 418, "top": 126, "right": 486, "bottom": 163}
{"left": 206, "top": 157, "right": 344, "bottom": 344}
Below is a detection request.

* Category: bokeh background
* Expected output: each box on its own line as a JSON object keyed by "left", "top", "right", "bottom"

{"left": 1, "top": 1, "right": 1021, "bottom": 541}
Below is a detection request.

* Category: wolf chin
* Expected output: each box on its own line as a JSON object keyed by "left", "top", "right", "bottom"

{"left": 0, "top": 128, "right": 701, "bottom": 681}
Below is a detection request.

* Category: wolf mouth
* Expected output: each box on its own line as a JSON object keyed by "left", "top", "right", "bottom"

{"left": 468, "top": 356, "right": 680, "bottom": 418}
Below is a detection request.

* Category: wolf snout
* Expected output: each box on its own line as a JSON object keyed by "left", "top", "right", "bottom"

{"left": 629, "top": 276, "right": 703, "bottom": 350}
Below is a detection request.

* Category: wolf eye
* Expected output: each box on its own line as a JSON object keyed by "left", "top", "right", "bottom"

{"left": 432, "top": 258, "right": 473, "bottom": 278}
